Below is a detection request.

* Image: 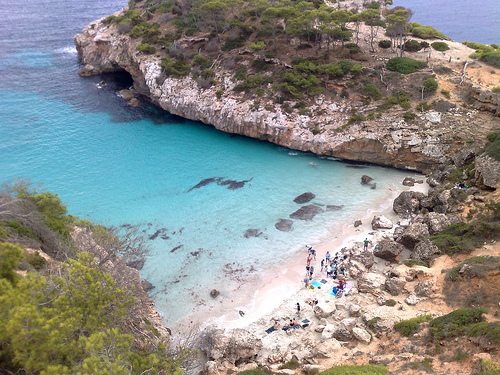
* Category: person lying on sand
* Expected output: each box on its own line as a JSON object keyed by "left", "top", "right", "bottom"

{"left": 306, "top": 298, "right": 318, "bottom": 306}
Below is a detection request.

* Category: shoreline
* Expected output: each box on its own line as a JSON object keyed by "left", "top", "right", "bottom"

{"left": 201, "top": 177, "right": 429, "bottom": 332}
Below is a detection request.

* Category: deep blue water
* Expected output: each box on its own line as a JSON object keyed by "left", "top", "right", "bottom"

{"left": 393, "top": 0, "right": 500, "bottom": 45}
{"left": 1, "top": 0, "right": 493, "bottom": 327}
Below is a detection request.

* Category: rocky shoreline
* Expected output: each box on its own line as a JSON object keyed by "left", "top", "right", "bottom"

{"left": 74, "top": 9, "right": 500, "bottom": 173}
{"left": 195, "top": 170, "right": 499, "bottom": 375}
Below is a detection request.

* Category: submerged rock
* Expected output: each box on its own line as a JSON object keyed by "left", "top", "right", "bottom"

{"left": 293, "top": 192, "right": 315, "bottom": 204}
{"left": 127, "top": 259, "right": 145, "bottom": 270}
{"left": 275, "top": 218, "right": 293, "bottom": 232}
{"left": 361, "top": 175, "right": 373, "bottom": 185}
{"left": 290, "top": 205, "right": 323, "bottom": 220}
{"left": 141, "top": 279, "right": 154, "bottom": 291}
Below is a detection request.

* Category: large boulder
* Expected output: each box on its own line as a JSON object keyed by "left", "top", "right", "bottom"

{"left": 422, "top": 212, "right": 459, "bottom": 235}
{"left": 333, "top": 318, "right": 357, "bottom": 341}
{"left": 290, "top": 205, "right": 323, "bottom": 220}
{"left": 353, "top": 327, "right": 372, "bottom": 344}
{"left": 397, "top": 223, "right": 429, "bottom": 249}
{"left": 410, "top": 239, "right": 441, "bottom": 261}
{"left": 350, "top": 249, "right": 375, "bottom": 269}
{"left": 362, "top": 306, "right": 400, "bottom": 332}
{"left": 294, "top": 192, "right": 316, "bottom": 204}
{"left": 384, "top": 277, "right": 406, "bottom": 295}
{"left": 414, "top": 280, "right": 434, "bottom": 297}
{"left": 474, "top": 155, "right": 500, "bottom": 189}
{"left": 314, "top": 302, "right": 336, "bottom": 318}
{"left": 371, "top": 215, "right": 393, "bottom": 230}
{"left": 373, "top": 240, "right": 405, "bottom": 262}
{"left": 393, "top": 191, "right": 426, "bottom": 216}
{"left": 201, "top": 328, "right": 263, "bottom": 364}
{"left": 357, "top": 272, "right": 386, "bottom": 294}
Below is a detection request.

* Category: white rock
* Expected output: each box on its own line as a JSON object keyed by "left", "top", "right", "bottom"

{"left": 353, "top": 327, "right": 371, "bottom": 344}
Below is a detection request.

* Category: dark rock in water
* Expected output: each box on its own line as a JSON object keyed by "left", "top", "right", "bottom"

{"left": 188, "top": 177, "right": 253, "bottom": 191}
{"left": 219, "top": 178, "right": 253, "bottom": 190}
{"left": 149, "top": 230, "right": 161, "bottom": 240}
{"left": 127, "top": 259, "right": 145, "bottom": 270}
{"left": 170, "top": 244, "right": 183, "bottom": 253}
{"left": 354, "top": 220, "right": 362, "bottom": 227}
{"left": 239, "top": 310, "right": 245, "bottom": 317}
{"left": 275, "top": 219, "right": 293, "bottom": 232}
{"left": 141, "top": 280, "right": 154, "bottom": 292}
{"left": 210, "top": 289, "right": 220, "bottom": 298}
{"left": 346, "top": 165, "right": 368, "bottom": 169}
{"left": 294, "top": 192, "right": 315, "bottom": 204}
{"left": 161, "top": 234, "right": 170, "bottom": 240}
{"left": 361, "top": 175, "right": 373, "bottom": 185}
{"left": 370, "top": 183, "right": 376, "bottom": 190}
{"left": 326, "top": 205, "right": 344, "bottom": 211}
{"left": 402, "top": 177, "right": 416, "bottom": 187}
{"left": 244, "top": 229, "right": 261, "bottom": 238}
{"left": 188, "top": 177, "right": 222, "bottom": 192}
{"left": 290, "top": 205, "right": 323, "bottom": 220}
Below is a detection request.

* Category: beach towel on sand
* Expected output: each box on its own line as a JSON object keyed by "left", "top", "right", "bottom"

{"left": 312, "top": 280, "right": 322, "bottom": 288}
{"left": 265, "top": 327, "right": 275, "bottom": 334}
{"left": 320, "top": 279, "right": 328, "bottom": 284}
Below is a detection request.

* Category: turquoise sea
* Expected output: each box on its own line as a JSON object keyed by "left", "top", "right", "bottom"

{"left": 0, "top": 0, "right": 491, "bottom": 327}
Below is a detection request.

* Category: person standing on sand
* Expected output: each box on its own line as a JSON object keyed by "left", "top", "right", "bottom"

{"left": 309, "top": 265, "right": 314, "bottom": 279}
{"left": 303, "top": 275, "right": 310, "bottom": 288}
{"left": 306, "top": 253, "right": 312, "bottom": 266}
{"left": 325, "top": 251, "right": 330, "bottom": 264}
{"left": 363, "top": 238, "right": 372, "bottom": 250}
{"left": 296, "top": 302, "right": 301, "bottom": 317}
{"left": 320, "top": 259, "right": 325, "bottom": 272}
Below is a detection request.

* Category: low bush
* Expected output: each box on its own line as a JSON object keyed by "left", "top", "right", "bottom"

{"left": 428, "top": 308, "right": 487, "bottom": 341}
{"left": 385, "top": 299, "right": 397, "bottom": 307}
{"left": 431, "top": 42, "right": 449, "bottom": 52}
{"left": 404, "top": 39, "right": 424, "bottom": 52}
{"left": 279, "top": 359, "right": 300, "bottom": 370}
{"left": 404, "top": 259, "right": 429, "bottom": 267}
{"left": 492, "top": 87, "right": 500, "bottom": 93}
{"left": 410, "top": 24, "right": 448, "bottom": 39}
{"left": 394, "top": 315, "right": 432, "bottom": 336}
{"left": 480, "top": 51, "right": 500, "bottom": 69}
{"left": 25, "top": 251, "right": 48, "bottom": 270}
{"left": 161, "top": 57, "right": 190, "bottom": 77}
{"left": 137, "top": 43, "right": 156, "bottom": 54}
{"left": 431, "top": 222, "right": 500, "bottom": 255}
{"left": 441, "top": 89, "right": 451, "bottom": 98}
{"left": 466, "top": 321, "right": 500, "bottom": 345}
{"left": 387, "top": 57, "right": 427, "bottom": 74}
{"left": 445, "top": 256, "right": 500, "bottom": 281}
{"left": 378, "top": 40, "right": 392, "bottom": 49}
{"left": 363, "top": 83, "right": 383, "bottom": 100}
{"left": 318, "top": 365, "right": 387, "bottom": 375}
{"left": 423, "top": 78, "right": 438, "bottom": 93}
{"left": 403, "top": 111, "right": 416, "bottom": 121}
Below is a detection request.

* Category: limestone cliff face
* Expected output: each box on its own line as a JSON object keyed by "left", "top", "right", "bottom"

{"left": 74, "top": 14, "right": 499, "bottom": 172}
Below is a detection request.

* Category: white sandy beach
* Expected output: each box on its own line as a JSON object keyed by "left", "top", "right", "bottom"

{"left": 202, "top": 177, "right": 430, "bottom": 333}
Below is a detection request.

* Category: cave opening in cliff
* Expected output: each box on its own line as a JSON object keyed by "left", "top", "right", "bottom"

{"left": 99, "top": 70, "right": 134, "bottom": 92}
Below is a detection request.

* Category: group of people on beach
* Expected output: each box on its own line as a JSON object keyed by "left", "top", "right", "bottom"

{"left": 303, "top": 245, "right": 348, "bottom": 289}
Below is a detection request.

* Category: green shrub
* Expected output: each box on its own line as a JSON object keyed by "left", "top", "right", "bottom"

{"left": 193, "top": 55, "right": 212, "bottom": 69}
{"left": 279, "top": 358, "right": 300, "bottom": 370}
{"left": 403, "top": 111, "right": 416, "bottom": 121}
{"left": 161, "top": 57, "right": 191, "bottom": 77}
{"left": 484, "top": 132, "right": 500, "bottom": 161}
{"left": 346, "top": 114, "right": 366, "bottom": 125}
{"left": 463, "top": 41, "right": 494, "bottom": 53}
{"left": 385, "top": 299, "right": 397, "bottom": 307}
{"left": 431, "top": 222, "right": 500, "bottom": 255}
{"left": 249, "top": 41, "right": 266, "bottom": 51}
{"left": 467, "top": 321, "right": 500, "bottom": 345}
{"left": 404, "top": 39, "right": 424, "bottom": 52}
{"left": 423, "top": 78, "right": 438, "bottom": 93}
{"left": 474, "top": 359, "right": 500, "bottom": 375}
{"left": 492, "top": 87, "right": 500, "bottom": 93}
{"left": 363, "top": 83, "right": 383, "bottom": 100}
{"left": 411, "top": 25, "right": 447, "bottom": 39}
{"left": 445, "top": 256, "right": 500, "bottom": 281}
{"left": 378, "top": 40, "right": 392, "bottom": 49}
{"left": 387, "top": 57, "right": 426, "bottom": 74}
{"left": 429, "top": 308, "right": 487, "bottom": 340}
{"left": 26, "top": 251, "right": 48, "bottom": 270}
{"left": 416, "top": 101, "right": 432, "bottom": 112}
{"left": 137, "top": 43, "right": 156, "bottom": 54}
{"left": 311, "top": 126, "right": 321, "bottom": 135}
{"left": 236, "top": 369, "right": 271, "bottom": 375}
{"left": 405, "top": 259, "right": 429, "bottom": 267}
{"left": 480, "top": 51, "right": 500, "bottom": 69}
{"left": 441, "top": 89, "right": 450, "bottom": 98}
{"left": 431, "top": 42, "right": 449, "bottom": 52}
{"left": 318, "top": 364, "right": 387, "bottom": 375}
{"left": 394, "top": 315, "right": 432, "bottom": 336}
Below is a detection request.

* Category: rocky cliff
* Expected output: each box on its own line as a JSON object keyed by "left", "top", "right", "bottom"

{"left": 74, "top": 11, "right": 500, "bottom": 173}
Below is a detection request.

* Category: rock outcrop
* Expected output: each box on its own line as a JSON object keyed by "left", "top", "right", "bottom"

{"left": 74, "top": 14, "right": 500, "bottom": 172}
